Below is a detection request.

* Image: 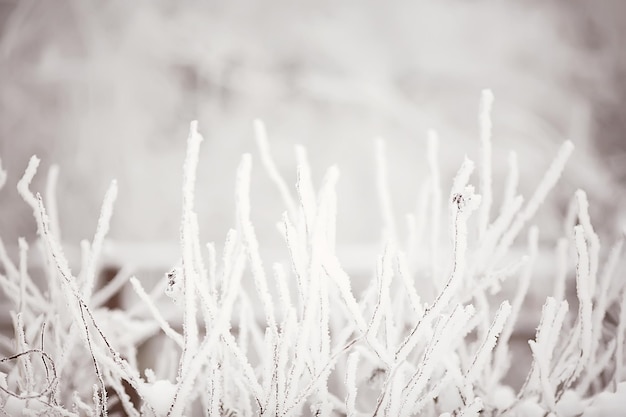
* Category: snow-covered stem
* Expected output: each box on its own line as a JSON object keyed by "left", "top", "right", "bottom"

{"left": 587, "top": 238, "right": 620, "bottom": 372}
{"left": 577, "top": 339, "right": 617, "bottom": 395}
{"left": 575, "top": 190, "right": 600, "bottom": 299}
{"left": 295, "top": 145, "right": 316, "bottom": 236}
{"left": 16, "top": 155, "right": 41, "bottom": 222}
{"left": 398, "top": 304, "right": 475, "bottom": 416}
{"left": 552, "top": 238, "right": 569, "bottom": 302}
{"left": 493, "top": 141, "right": 574, "bottom": 266}
{"left": 82, "top": 180, "right": 118, "bottom": 301}
{"left": 466, "top": 300, "right": 511, "bottom": 384}
{"left": 236, "top": 153, "right": 277, "bottom": 335}
{"left": 345, "top": 351, "right": 359, "bottom": 417}
{"left": 206, "top": 242, "right": 217, "bottom": 300}
{"left": 396, "top": 251, "right": 423, "bottom": 317}
{"left": 491, "top": 227, "right": 538, "bottom": 384}
{"left": 254, "top": 119, "right": 297, "bottom": 220}
{"left": 572, "top": 225, "right": 594, "bottom": 383}
{"left": 45, "top": 165, "right": 61, "bottom": 241}
{"left": 528, "top": 340, "right": 556, "bottom": 411}
{"left": 0, "top": 156, "right": 6, "bottom": 191}
{"left": 427, "top": 130, "right": 442, "bottom": 284}
{"left": 477, "top": 89, "right": 494, "bottom": 240}
{"left": 129, "top": 277, "right": 183, "bottom": 348}
{"left": 396, "top": 159, "right": 479, "bottom": 364}
{"left": 17, "top": 239, "right": 28, "bottom": 316}
{"left": 615, "top": 289, "right": 626, "bottom": 390}
{"left": 544, "top": 298, "right": 570, "bottom": 371}
{"left": 179, "top": 120, "right": 203, "bottom": 377}
{"left": 500, "top": 151, "right": 518, "bottom": 216}
{"left": 478, "top": 194, "right": 524, "bottom": 270}
{"left": 375, "top": 139, "right": 397, "bottom": 244}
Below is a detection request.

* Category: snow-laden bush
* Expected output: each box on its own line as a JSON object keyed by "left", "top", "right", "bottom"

{"left": 1, "top": 92, "right": 625, "bottom": 416}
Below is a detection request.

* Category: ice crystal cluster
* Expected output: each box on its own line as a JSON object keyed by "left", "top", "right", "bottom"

{"left": 1, "top": 92, "right": 625, "bottom": 416}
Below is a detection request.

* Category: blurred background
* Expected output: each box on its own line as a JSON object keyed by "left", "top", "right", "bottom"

{"left": 2, "top": 0, "right": 626, "bottom": 394}
{"left": 0, "top": 0, "right": 625, "bottom": 255}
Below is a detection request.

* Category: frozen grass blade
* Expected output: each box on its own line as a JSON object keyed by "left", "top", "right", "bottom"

{"left": 427, "top": 130, "right": 442, "bottom": 284}
{"left": 236, "top": 153, "right": 277, "bottom": 335}
{"left": 500, "top": 151, "right": 519, "bottom": 216}
{"left": 552, "top": 238, "right": 569, "bottom": 302}
{"left": 478, "top": 89, "right": 494, "bottom": 240}
{"left": 345, "top": 351, "right": 359, "bottom": 417}
{"left": 82, "top": 180, "right": 118, "bottom": 301}
{"left": 254, "top": 119, "right": 297, "bottom": 221}
{"left": 466, "top": 300, "right": 511, "bottom": 384}
{"left": 295, "top": 145, "right": 316, "bottom": 236}
{"left": 490, "top": 227, "right": 538, "bottom": 384}
{"left": 0, "top": 157, "right": 6, "bottom": 191}
{"left": 375, "top": 139, "right": 397, "bottom": 244}
{"left": 528, "top": 340, "right": 556, "bottom": 411}
{"left": 493, "top": 141, "right": 574, "bottom": 266}
{"left": 572, "top": 225, "right": 593, "bottom": 383}
{"left": 16, "top": 156, "right": 41, "bottom": 220}
{"left": 44, "top": 165, "right": 61, "bottom": 241}
{"left": 129, "top": 276, "right": 183, "bottom": 348}
{"left": 179, "top": 121, "right": 203, "bottom": 376}
{"left": 575, "top": 190, "right": 600, "bottom": 298}
{"left": 614, "top": 289, "right": 626, "bottom": 390}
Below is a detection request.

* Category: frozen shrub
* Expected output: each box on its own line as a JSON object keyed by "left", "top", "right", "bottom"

{"left": 0, "top": 93, "right": 625, "bottom": 416}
